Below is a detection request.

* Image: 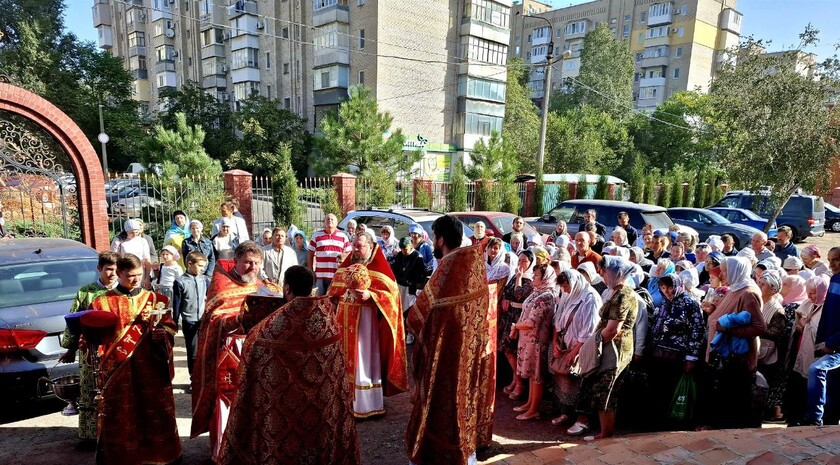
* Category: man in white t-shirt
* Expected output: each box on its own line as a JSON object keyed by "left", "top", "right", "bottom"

{"left": 212, "top": 201, "right": 250, "bottom": 242}
{"left": 118, "top": 218, "right": 152, "bottom": 288}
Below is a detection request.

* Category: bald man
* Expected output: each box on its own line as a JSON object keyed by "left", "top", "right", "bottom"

{"left": 750, "top": 232, "right": 774, "bottom": 262}
{"left": 571, "top": 232, "right": 602, "bottom": 269}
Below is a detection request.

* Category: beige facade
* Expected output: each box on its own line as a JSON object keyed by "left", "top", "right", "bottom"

{"left": 510, "top": 0, "right": 741, "bottom": 110}
{"left": 94, "top": 0, "right": 512, "bottom": 179}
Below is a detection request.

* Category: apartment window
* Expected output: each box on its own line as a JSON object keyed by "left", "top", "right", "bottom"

{"left": 649, "top": 3, "right": 671, "bottom": 17}
{"left": 457, "top": 76, "right": 507, "bottom": 102}
{"left": 565, "top": 59, "right": 577, "bottom": 70}
{"left": 639, "top": 11, "right": 647, "bottom": 23}
{"left": 265, "top": 52, "right": 270, "bottom": 69}
{"left": 646, "top": 26, "right": 668, "bottom": 39}
{"left": 565, "top": 21, "right": 586, "bottom": 36}
{"left": 128, "top": 31, "right": 146, "bottom": 47}
{"left": 680, "top": 4, "right": 688, "bottom": 15}
{"left": 283, "top": 62, "right": 289, "bottom": 74}
{"left": 677, "top": 27, "right": 684, "bottom": 38}
{"left": 464, "top": 0, "right": 511, "bottom": 29}
{"left": 231, "top": 48, "right": 259, "bottom": 69}
{"left": 533, "top": 26, "right": 550, "bottom": 40}
{"left": 282, "top": 27, "right": 289, "bottom": 39}
{"left": 320, "top": 71, "right": 330, "bottom": 88}
{"left": 610, "top": 27, "right": 616, "bottom": 34}
{"left": 635, "top": 52, "right": 643, "bottom": 62}
{"left": 460, "top": 113, "right": 503, "bottom": 137}
{"left": 358, "top": 70, "right": 365, "bottom": 85}
{"left": 461, "top": 36, "right": 508, "bottom": 65}
{"left": 233, "top": 82, "right": 260, "bottom": 101}
{"left": 647, "top": 69, "right": 662, "bottom": 78}
{"left": 638, "top": 32, "right": 644, "bottom": 44}
{"left": 283, "top": 97, "right": 291, "bottom": 109}
{"left": 623, "top": 25, "right": 630, "bottom": 38}
{"left": 358, "top": 29, "right": 365, "bottom": 49}
{"left": 199, "top": 0, "right": 210, "bottom": 16}
{"left": 313, "top": 0, "right": 347, "bottom": 11}
{"left": 314, "top": 22, "right": 350, "bottom": 50}
{"left": 673, "top": 68, "right": 680, "bottom": 79}
{"left": 359, "top": 0, "right": 364, "bottom": 4}
{"left": 610, "top": 18, "right": 617, "bottom": 24}
{"left": 266, "top": 85, "right": 271, "bottom": 99}
{"left": 643, "top": 46, "right": 669, "bottom": 58}
{"left": 624, "top": 15, "right": 631, "bottom": 22}
{"left": 634, "top": 72, "right": 640, "bottom": 82}
{"left": 313, "top": 65, "right": 349, "bottom": 90}
{"left": 676, "top": 47, "right": 683, "bottom": 57}
{"left": 155, "top": 44, "right": 175, "bottom": 61}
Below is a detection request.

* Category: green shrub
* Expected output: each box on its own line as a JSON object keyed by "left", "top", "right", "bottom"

{"left": 447, "top": 163, "right": 468, "bottom": 212}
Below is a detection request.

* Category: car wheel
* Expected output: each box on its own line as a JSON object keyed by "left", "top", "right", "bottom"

{"left": 831, "top": 221, "right": 840, "bottom": 232}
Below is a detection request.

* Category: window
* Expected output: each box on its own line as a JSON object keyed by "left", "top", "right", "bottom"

{"left": 649, "top": 3, "right": 671, "bottom": 17}
{"left": 313, "top": 0, "right": 347, "bottom": 10}
{"left": 282, "top": 27, "right": 289, "bottom": 39}
{"left": 320, "top": 71, "right": 329, "bottom": 88}
{"left": 565, "top": 21, "right": 586, "bottom": 36}
{"left": 676, "top": 46, "right": 683, "bottom": 57}
{"left": 681, "top": 4, "right": 688, "bottom": 15}
{"left": 359, "top": 0, "right": 364, "bottom": 4}
{"left": 642, "top": 46, "right": 669, "bottom": 58}
{"left": 533, "top": 26, "right": 550, "bottom": 40}
{"left": 624, "top": 15, "right": 631, "bottom": 22}
{"left": 231, "top": 48, "right": 259, "bottom": 69}
{"left": 638, "top": 32, "right": 644, "bottom": 44}
{"left": 634, "top": 72, "right": 640, "bottom": 82}
{"left": 358, "top": 29, "right": 365, "bottom": 49}
{"left": 199, "top": 0, "right": 210, "bottom": 16}
{"left": 623, "top": 25, "right": 630, "bottom": 37}
{"left": 639, "top": 11, "right": 647, "bottom": 23}
{"left": 673, "top": 68, "right": 680, "bottom": 78}
{"left": 155, "top": 44, "right": 175, "bottom": 61}
{"left": 358, "top": 70, "right": 365, "bottom": 84}
{"left": 314, "top": 22, "right": 350, "bottom": 50}
{"left": 283, "top": 62, "right": 289, "bottom": 74}
{"left": 646, "top": 25, "right": 668, "bottom": 39}
{"left": 201, "top": 28, "right": 222, "bottom": 46}
{"left": 266, "top": 85, "right": 271, "bottom": 99}
{"left": 457, "top": 76, "right": 507, "bottom": 102}
{"left": 313, "top": 65, "right": 349, "bottom": 90}
{"left": 283, "top": 97, "right": 291, "bottom": 109}
{"left": 565, "top": 60, "right": 577, "bottom": 70}
{"left": 677, "top": 27, "right": 684, "bottom": 37}
{"left": 265, "top": 52, "right": 270, "bottom": 69}
{"left": 233, "top": 81, "right": 260, "bottom": 101}
{"left": 138, "top": 56, "right": 147, "bottom": 70}
{"left": 461, "top": 36, "right": 508, "bottom": 65}
{"left": 128, "top": 31, "right": 146, "bottom": 47}
{"left": 464, "top": 0, "right": 511, "bottom": 28}
{"left": 459, "top": 112, "right": 503, "bottom": 136}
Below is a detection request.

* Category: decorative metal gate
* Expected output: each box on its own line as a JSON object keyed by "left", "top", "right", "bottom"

{"left": 0, "top": 112, "right": 80, "bottom": 239}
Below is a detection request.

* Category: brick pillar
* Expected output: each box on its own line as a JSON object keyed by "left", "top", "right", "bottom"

{"left": 568, "top": 182, "right": 578, "bottom": 200}
{"left": 523, "top": 180, "right": 536, "bottom": 216}
{"left": 832, "top": 187, "right": 840, "bottom": 207}
{"left": 224, "top": 169, "right": 253, "bottom": 237}
{"left": 414, "top": 178, "right": 433, "bottom": 208}
{"left": 332, "top": 172, "right": 356, "bottom": 216}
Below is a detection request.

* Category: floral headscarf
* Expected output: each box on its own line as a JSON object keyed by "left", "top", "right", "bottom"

{"left": 659, "top": 272, "right": 686, "bottom": 300}
{"left": 761, "top": 269, "right": 783, "bottom": 294}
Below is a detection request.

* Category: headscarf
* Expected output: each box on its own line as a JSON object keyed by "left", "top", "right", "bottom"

{"left": 653, "top": 258, "right": 676, "bottom": 278}
{"left": 576, "top": 261, "right": 602, "bottom": 286}
{"left": 761, "top": 269, "right": 783, "bottom": 293}
{"left": 379, "top": 225, "right": 398, "bottom": 248}
{"left": 783, "top": 256, "right": 804, "bottom": 271}
{"left": 799, "top": 269, "right": 815, "bottom": 280}
{"left": 553, "top": 246, "right": 571, "bottom": 265}
{"left": 628, "top": 263, "right": 645, "bottom": 289}
{"left": 485, "top": 242, "right": 511, "bottom": 282}
{"left": 737, "top": 247, "right": 757, "bottom": 265}
{"left": 806, "top": 274, "right": 830, "bottom": 306}
{"left": 759, "top": 256, "right": 782, "bottom": 271}
{"left": 554, "top": 269, "right": 602, "bottom": 328}
{"left": 629, "top": 246, "right": 645, "bottom": 265}
{"left": 611, "top": 226, "right": 629, "bottom": 247}
{"left": 161, "top": 245, "right": 181, "bottom": 262}
{"left": 659, "top": 272, "right": 686, "bottom": 299}
{"left": 532, "top": 246, "right": 550, "bottom": 265}
{"left": 509, "top": 232, "right": 525, "bottom": 254}
{"left": 724, "top": 256, "right": 755, "bottom": 292}
{"left": 601, "top": 256, "right": 636, "bottom": 290}
{"left": 555, "top": 235, "right": 570, "bottom": 250}
{"left": 602, "top": 245, "right": 615, "bottom": 256}
{"left": 533, "top": 263, "right": 558, "bottom": 295}
{"left": 707, "top": 235, "right": 723, "bottom": 251}
{"left": 680, "top": 267, "right": 700, "bottom": 293}
{"left": 124, "top": 218, "right": 143, "bottom": 233}
{"left": 612, "top": 246, "right": 630, "bottom": 261}
{"left": 707, "top": 250, "right": 725, "bottom": 268}
{"left": 527, "top": 233, "right": 543, "bottom": 246}
{"left": 291, "top": 229, "right": 308, "bottom": 251}
{"left": 675, "top": 260, "right": 694, "bottom": 272}
{"left": 781, "top": 275, "right": 808, "bottom": 306}
{"left": 802, "top": 244, "right": 821, "bottom": 258}
{"left": 165, "top": 210, "right": 191, "bottom": 240}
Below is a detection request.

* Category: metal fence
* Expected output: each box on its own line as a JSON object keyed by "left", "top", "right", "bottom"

{"left": 105, "top": 174, "right": 225, "bottom": 250}
{"left": 356, "top": 178, "right": 414, "bottom": 210}
{"left": 297, "top": 177, "right": 334, "bottom": 235}
{"left": 251, "top": 175, "right": 274, "bottom": 239}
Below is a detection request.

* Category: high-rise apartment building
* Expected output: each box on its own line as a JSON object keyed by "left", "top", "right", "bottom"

{"left": 92, "top": 0, "right": 512, "bottom": 180}
{"left": 510, "top": 0, "right": 742, "bottom": 110}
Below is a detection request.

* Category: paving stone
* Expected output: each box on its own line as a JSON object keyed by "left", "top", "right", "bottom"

{"left": 561, "top": 446, "right": 603, "bottom": 464}
{"left": 683, "top": 437, "right": 720, "bottom": 453}
{"left": 506, "top": 452, "right": 544, "bottom": 465}
{"left": 694, "top": 446, "right": 741, "bottom": 465}
{"left": 805, "top": 430, "right": 840, "bottom": 452}
{"left": 725, "top": 437, "right": 773, "bottom": 455}
{"left": 651, "top": 446, "right": 694, "bottom": 463}
{"left": 776, "top": 442, "right": 820, "bottom": 462}
{"left": 531, "top": 445, "right": 570, "bottom": 462}
{"left": 809, "top": 453, "right": 840, "bottom": 464}
{"left": 745, "top": 451, "right": 794, "bottom": 465}
{"left": 630, "top": 440, "right": 671, "bottom": 456}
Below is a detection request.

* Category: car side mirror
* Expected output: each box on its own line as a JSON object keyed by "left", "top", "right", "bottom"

{"left": 541, "top": 214, "right": 553, "bottom": 223}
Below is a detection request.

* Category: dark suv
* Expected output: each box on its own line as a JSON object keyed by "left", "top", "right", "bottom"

{"left": 337, "top": 208, "right": 473, "bottom": 242}
{"left": 710, "top": 191, "right": 825, "bottom": 241}
{"left": 0, "top": 239, "right": 98, "bottom": 400}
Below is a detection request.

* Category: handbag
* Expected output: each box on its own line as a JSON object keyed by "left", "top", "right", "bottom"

{"left": 549, "top": 303, "right": 581, "bottom": 376}
{"left": 577, "top": 331, "right": 604, "bottom": 378}
{"left": 758, "top": 338, "right": 778, "bottom": 365}
{"left": 669, "top": 373, "right": 697, "bottom": 421}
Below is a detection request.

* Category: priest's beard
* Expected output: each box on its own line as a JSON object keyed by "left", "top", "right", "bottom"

{"left": 239, "top": 273, "right": 258, "bottom": 283}
{"left": 433, "top": 245, "right": 443, "bottom": 260}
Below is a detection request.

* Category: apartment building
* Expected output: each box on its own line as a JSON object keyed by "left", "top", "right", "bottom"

{"left": 510, "top": 0, "right": 741, "bottom": 110}
{"left": 92, "top": 0, "right": 512, "bottom": 180}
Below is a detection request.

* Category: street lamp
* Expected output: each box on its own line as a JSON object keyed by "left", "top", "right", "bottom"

{"left": 97, "top": 103, "right": 110, "bottom": 178}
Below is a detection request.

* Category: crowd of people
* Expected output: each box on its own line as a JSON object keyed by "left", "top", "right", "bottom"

{"left": 56, "top": 203, "right": 840, "bottom": 464}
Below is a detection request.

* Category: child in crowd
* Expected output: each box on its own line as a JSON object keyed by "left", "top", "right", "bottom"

{"left": 156, "top": 245, "right": 183, "bottom": 301}
{"left": 701, "top": 267, "right": 729, "bottom": 315}
{"left": 172, "top": 251, "right": 210, "bottom": 380}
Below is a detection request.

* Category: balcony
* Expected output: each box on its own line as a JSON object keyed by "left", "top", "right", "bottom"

{"left": 202, "top": 76, "right": 227, "bottom": 88}
{"left": 639, "top": 76, "right": 666, "bottom": 87}
{"left": 231, "top": 67, "right": 260, "bottom": 84}
{"left": 640, "top": 55, "right": 669, "bottom": 68}
{"left": 131, "top": 69, "right": 149, "bottom": 80}
{"left": 157, "top": 71, "right": 177, "bottom": 90}
{"left": 230, "top": 32, "right": 259, "bottom": 50}
{"left": 312, "top": 2, "right": 349, "bottom": 27}
{"left": 460, "top": 19, "right": 510, "bottom": 45}
{"left": 92, "top": 3, "right": 111, "bottom": 27}
{"left": 125, "top": 0, "right": 143, "bottom": 9}
{"left": 201, "top": 44, "right": 226, "bottom": 59}
{"left": 151, "top": 6, "right": 172, "bottom": 22}
{"left": 200, "top": 13, "right": 213, "bottom": 30}
{"left": 645, "top": 35, "right": 670, "bottom": 47}
{"left": 97, "top": 25, "right": 113, "bottom": 49}
{"left": 648, "top": 4, "right": 673, "bottom": 26}
{"left": 720, "top": 8, "right": 742, "bottom": 34}
{"left": 128, "top": 46, "right": 146, "bottom": 57}
{"left": 154, "top": 60, "right": 176, "bottom": 73}
{"left": 228, "top": 1, "right": 257, "bottom": 19}
{"left": 314, "top": 49, "right": 350, "bottom": 68}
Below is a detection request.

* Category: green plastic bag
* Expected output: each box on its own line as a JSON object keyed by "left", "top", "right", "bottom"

{"left": 669, "top": 373, "right": 697, "bottom": 421}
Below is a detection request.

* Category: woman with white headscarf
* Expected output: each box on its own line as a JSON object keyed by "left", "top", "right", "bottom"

{"left": 377, "top": 225, "right": 399, "bottom": 260}
{"left": 485, "top": 237, "right": 511, "bottom": 282}
{"left": 702, "top": 256, "right": 765, "bottom": 429}
{"left": 500, "top": 250, "right": 535, "bottom": 400}
{"left": 550, "top": 269, "right": 602, "bottom": 427}
{"left": 568, "top": 256, "right": 638, "bottom": 440}
{"left": 512, "top": 262, "right": 557, "bottom": 421}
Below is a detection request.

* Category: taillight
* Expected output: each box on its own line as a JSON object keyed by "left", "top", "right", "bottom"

{"left": 808, "top": 217, "right": 815, "bottom": 226}
{"left": 0, "top": 328, "right": 47, "bottom": 352}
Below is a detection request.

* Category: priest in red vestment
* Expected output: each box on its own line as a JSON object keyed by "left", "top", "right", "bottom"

{"left": 89, "top": 254, "right": 181, "bottom": 465}
{"left": 406, "top": 215, "right": 489, "bottom": 465}
{"left": 218, "top": 265, "right": 360, "bottom": 465}
{"left": 190, "top": 241, "right": 280, "bottom": 461}
{"left": 327, "top": 232, "right": 408, "bottom": 417}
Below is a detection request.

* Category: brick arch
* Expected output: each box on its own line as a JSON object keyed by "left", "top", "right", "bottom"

{"left": 0, "top": 83, "right": 109, "bottom": 250}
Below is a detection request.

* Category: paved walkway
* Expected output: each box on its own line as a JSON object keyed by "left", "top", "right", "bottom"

{"left": 480, "top": 426, "right": 840, "bottom": 465}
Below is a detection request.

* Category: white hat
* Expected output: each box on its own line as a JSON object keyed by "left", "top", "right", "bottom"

{"left": 783, "top": 256, "right": 804, "bottom": 271}
{"left": 124, "top": 218, "right": 142, "bottom": 232}
{"left": 161, "top": 245, "right": 180, "bottom": 261}
{"left": 189, "top": 219, "right": 203, "bottom": 229}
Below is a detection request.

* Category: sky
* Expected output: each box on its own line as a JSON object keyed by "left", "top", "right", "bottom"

{"left": 65, "top": 0, "right": 840, "bottom": 61}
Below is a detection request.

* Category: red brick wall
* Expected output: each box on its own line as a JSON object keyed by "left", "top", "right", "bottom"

{"left": 0, "top": 83, "right": 109, "bottom": 250}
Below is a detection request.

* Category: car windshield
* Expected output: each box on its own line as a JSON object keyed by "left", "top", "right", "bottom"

{"left": 641, "top": 212, "right": 674, "bottom": 229}
{"left": 492, "top": 216, "right": 537, "bottom": 235}
{"left": 0, "top": 259, "right": 99, "bottom": 309}
{"left": 737, "top": 209, "right": 764, "bottom": 221}
{"left": 549, "top": 207, "right": 576, "bottom": 223}
{"left": 703, "top": 210, "right": 731, "bottom": 224}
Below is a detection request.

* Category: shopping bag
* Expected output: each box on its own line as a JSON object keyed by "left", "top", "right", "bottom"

{"left": 669, "top": 373, "right": 697, "bottom": 421}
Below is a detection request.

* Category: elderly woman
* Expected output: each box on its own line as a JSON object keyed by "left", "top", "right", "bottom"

{"left": 509, "top": 232, "right": 525, "bottom": 256}
{"left": 648, "top": 272, "right": 705, "bottom": 428}
{"left": 485, "top": 237, "right": 511, "bottom": 282}
{"left": 511, "top": 263, "right": 558, "bottom": 421}
{"left": 550, "top": 269, "right": 602, "bottom": 427}
{"left": 500, "top": 250, "right": 535, "bottom": 400}
{"left": 703, "top": 256, "right": 765, "bottom": 429}
{"left": 577, "top": 261, "right": 607, "bottom": 296}
{"left": 610, "top": 227, "right": 629, "bottom": 248}
{"left": 471, "top": 221, "right": 491, "bottom": 248}
{"left": 567, "top": 256, "right": 638, "bottom": 440}
{"left": 629, "top": 246, "right": 654, "bottom": 273}
{"left": 801, "top": 245, "right": 830, "bottom": 277}
{"left": 549, "top": 220, "right": 570, "bottom": 246}
{"left": 756, "top": 270, "right": 791, "bottom": 421}
{"left": 785, "top": 275, "right": 829, "bottom": 425}
{"left": 377, "top": 225, "right": 399, "bottom": 260}
{"left": 648, "top": 258, "right": 676, "bottom": 308}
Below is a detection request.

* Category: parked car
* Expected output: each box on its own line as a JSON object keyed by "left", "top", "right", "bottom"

{"left": 667, "top": 207, "right": 762, "bottom": 249}
{"left": 526, "top": 199, "right": 699, "bottom": 240}
{"left": 710, "top": 191, "right": 825, "bottom": 241}
{"left": 824, "top": 202, "right": 840, "bottom": 232}
{"left": 708, "top": 207, "right": 778, "bottom": 238}
{"left": 124, "top": 162, "right": 163, "bottom": 178}
{"left": 450, "top": 211, "right": 539, "bottom": 239}
{"left": 337, "top": 208, "right": 473, "bottom": 244}
{"left": 0, "top": 238, "right": 99, "bottom": 401}
{"left": 110, "top": 192, "right": 162, "bottom": 217}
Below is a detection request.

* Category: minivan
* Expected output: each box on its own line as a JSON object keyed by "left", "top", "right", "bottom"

{"left": 710, "top": 192, "right": 825, "bottom": 241}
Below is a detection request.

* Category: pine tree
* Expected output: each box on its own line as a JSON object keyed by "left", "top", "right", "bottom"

{"left": 447, "top": 162, "right": 468, "bottom": 212}
{"left": 693, "top": 170, "right": 706, "bottom": 208}
{"left": 144, "top": 113, "right": 221, "bottom": 180}
{"left": 595, "top": 173, "right": 610, "bottom": 200}
{"left": 272, "top": 144, "right": 303, "bottom": 228}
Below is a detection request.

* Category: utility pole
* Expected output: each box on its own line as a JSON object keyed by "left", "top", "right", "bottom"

{"left": 97, "top": 103, "right": 110, "bottom": 178}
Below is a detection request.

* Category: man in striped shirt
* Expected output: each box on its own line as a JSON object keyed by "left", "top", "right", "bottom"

{"left": 308, "top": 214, "right": 353, "bottom": 295}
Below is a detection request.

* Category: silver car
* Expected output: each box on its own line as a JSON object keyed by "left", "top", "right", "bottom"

{"left": 0, "top": 239, "right": 98, "bottom": 400}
